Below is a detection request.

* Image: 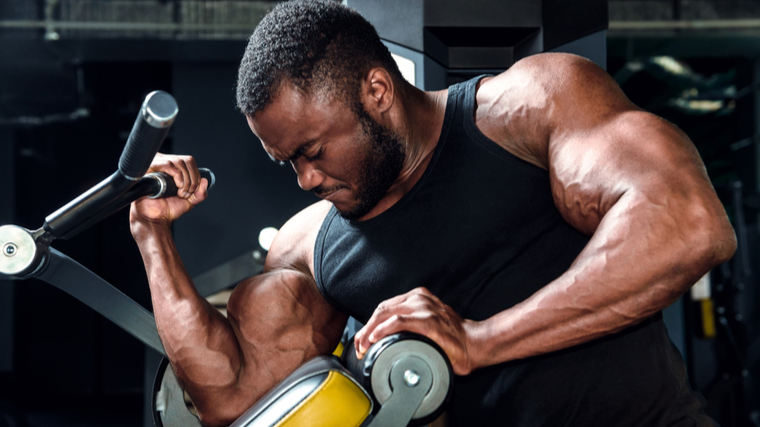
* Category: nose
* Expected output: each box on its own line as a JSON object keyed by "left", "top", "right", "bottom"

{"left": 293, "top": 161, "right": 325, "bottom": 191}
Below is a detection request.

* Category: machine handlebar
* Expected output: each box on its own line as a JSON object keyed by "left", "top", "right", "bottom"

{"left": 118, "top": 90, "right": 178, "bottom": 180}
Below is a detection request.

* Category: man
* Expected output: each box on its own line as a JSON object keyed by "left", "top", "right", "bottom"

{"left": 130, "top": 1, "right": 736, "bottom": 426}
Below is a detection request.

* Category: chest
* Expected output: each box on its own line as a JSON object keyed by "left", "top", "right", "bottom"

{"left": 314, "top": 132, "right": 586, "bottom": 322}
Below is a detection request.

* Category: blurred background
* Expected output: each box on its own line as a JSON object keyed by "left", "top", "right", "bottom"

{"left": 0, "top": 0, "right": 759, "bottom": 426}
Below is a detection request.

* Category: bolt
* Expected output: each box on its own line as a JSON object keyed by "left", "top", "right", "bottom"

{"left": 3, "top": 243, "right": 17, "bottom": 257}
{"left": 403, "top": 370, "right": 420, "bottom": 387}
{"left": 716, "top": 306, "right": 726, "bottom": 314}
{"left": 252, "top": 251, "right": 263, "bottom": 261}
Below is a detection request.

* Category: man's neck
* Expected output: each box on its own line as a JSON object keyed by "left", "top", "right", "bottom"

{"left": 393, "top": 85, "right": 448, "bottom": 193}
{"left": 357, "top": 85, "right": 448, "bottom": 221}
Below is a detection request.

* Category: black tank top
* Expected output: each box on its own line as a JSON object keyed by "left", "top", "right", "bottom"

{"left": 314, "top": 77, "right": 713, "bottom": 426}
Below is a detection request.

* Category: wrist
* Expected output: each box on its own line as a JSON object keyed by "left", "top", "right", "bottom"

{"left": 130, "top": 214, "right": 172, "bottom": 241}
{"left": 464, "top": 319, "right": 490, "bottom": 373}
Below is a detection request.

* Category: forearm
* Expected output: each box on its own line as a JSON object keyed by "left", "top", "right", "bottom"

{"left": 131, "top": 220, "right": 242, "bottom": 406}
{"left": 471, "top": 190, "right": 736, "bottom": 368}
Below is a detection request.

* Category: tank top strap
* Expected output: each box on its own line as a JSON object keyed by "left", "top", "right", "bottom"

{"left": 459, "top": 75, "right": 492, "bottom": 129}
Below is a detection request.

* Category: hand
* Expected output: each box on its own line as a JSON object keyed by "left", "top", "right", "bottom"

{"left": 129, "top": 153, "right": 209, "bottom": 227}
{"left": 354, "top": 287, "right": 481, "bottom": 375}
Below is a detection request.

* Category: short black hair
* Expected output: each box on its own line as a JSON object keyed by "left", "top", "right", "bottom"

{"left": 236, "top": 0, "right": 406, "bottom": 116}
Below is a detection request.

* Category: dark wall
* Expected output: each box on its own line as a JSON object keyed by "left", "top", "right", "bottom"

{"left": 0, "top": 128, "right": 14, "bottom": 379}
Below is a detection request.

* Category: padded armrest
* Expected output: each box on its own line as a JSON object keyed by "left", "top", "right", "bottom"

{"left": 231, "top": 356, "right": 372, "bottom": 427}
{"left": 228, "top": 333, "right": 453, "bottom": 427}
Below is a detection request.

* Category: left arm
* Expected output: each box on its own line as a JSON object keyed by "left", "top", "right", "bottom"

{"left": 354, "top": 53, "right": 736, "bottom": 375}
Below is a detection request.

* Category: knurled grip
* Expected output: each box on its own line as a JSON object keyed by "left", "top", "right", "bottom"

{"left": 118, "top": 91, "right": 178, "bottom": 180}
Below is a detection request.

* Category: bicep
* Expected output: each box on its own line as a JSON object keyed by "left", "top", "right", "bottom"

{"left": 225, "top": 269, "right": 346, "bottom": 403}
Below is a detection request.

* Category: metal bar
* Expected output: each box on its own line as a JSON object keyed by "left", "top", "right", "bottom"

{"left": 6, "top": 18, "right": 760, "bottom": 34}
{"left": 0, "top": 19, "right": 256, "bottom": 32}
{"left": 731, "top": 181, "right": 753, "bottom": 279}
{"left": 29, "top": 246, "right": 263, "bottom": 357}
{"left": 36, "top": 248, "right": 166, "bottom": 356}
{"left": 609, "top": 19, "right": 760, "bottom": 30}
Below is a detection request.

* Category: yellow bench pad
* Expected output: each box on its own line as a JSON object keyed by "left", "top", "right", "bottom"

{"left": 275, "top": 370, "right": 372, "bottom": 427}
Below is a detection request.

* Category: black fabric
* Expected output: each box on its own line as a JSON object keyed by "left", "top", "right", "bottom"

{"left": 314, "top": 76, "right": 714, "bottom": 426}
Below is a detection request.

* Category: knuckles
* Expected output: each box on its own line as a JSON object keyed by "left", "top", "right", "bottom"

{"left": 411, "top": 286, "right": 430, "bottom": 296}
{"left": 150, "top": 154, "right": 197, "bottom": 172}
{"left": 375, "top": 300, "right": 391, "bottom": 313}
{"left": 176, "top": 155, "right": 196, "bottom": 166}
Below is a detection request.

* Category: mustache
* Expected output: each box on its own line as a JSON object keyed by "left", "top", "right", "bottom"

{"left": 312, "top": 184, "right": 349, "bottom": 198}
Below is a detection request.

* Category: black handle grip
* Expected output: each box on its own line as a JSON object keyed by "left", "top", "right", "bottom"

{"left": 56, "top": 168, "right": 215, "bottom": 240}
{"left": 118, "top": 91, "right": 178, "bottom": 179}
{"left": 149, "top": 168, "right": 215, "bottom": 199}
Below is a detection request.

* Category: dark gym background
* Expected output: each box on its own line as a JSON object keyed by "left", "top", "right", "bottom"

{"left": 1, "top": 1, "right": 759, "bottom": 426}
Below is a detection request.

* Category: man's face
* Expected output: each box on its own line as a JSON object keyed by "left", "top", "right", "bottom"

{"left": 247, "top": 83, "right": 405, "bottom": 220}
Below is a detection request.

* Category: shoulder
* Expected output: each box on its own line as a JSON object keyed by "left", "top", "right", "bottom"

{"left": 481, "top": 52, "right": 611, "bottom": 98}
{"left": 263, "top": 200, "right": 333, "bottom": 277}
{"left": 475, "top": 53, "right": 633, "bottom": 168}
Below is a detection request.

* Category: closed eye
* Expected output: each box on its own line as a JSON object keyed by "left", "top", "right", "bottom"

{"left": 304, "top": 148, "right": 323, "bottom": 162}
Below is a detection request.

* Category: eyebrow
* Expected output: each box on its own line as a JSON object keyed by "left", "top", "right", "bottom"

{"left": 269, "top": 139, "right": 318, "bottom": 164}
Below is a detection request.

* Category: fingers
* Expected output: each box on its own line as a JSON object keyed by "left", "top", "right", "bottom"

{"left": 129, "top": 155, "right": 209, "bottom": 228}
{"left": 190, "top": 178, "right": 210, "bottom": 205}
{"left": 149, "top": 153, "right": 200, "bottom": 199}
{"left": 183, "top": 155, "right": 201, "bottom": 197}
{"left": 369, "top": 312, "right": 435, "bottom": 344}
{"left": 159, "top": 160, "right": 187, "bottom": 195}
{"left": 354, "top": 287, "right": 435, "bottom": 358}
{"left": 170, "top": 176, "right": 209, "bottom": 214}
{"left": 353, "top": 287, "right": 476, "bottom": 375}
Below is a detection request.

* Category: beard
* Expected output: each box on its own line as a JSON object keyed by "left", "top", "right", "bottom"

{"left": 337, "top": 103, "right": 406, "bottom": 220}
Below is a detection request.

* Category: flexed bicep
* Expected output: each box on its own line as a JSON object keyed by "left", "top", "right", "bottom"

{"left": 228, "top": 269, "right": 347, "bottom": 378}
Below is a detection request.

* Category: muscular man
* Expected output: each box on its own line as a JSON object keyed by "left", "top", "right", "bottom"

{"left": 130, "top": 1, "right": 737, "bottom": 426}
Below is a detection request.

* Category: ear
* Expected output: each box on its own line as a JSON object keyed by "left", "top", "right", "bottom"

{"left": 361, "top": 68, "right": 395, "bottom": 116}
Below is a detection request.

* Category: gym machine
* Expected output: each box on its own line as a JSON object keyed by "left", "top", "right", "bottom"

{"left": 344, "top": 0, "right": 608, "bottom": 91}
{"left": 0, "top": 92, "right": 452, "bottom": 427}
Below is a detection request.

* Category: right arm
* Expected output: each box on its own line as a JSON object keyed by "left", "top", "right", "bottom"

{"left": 130, "top": 154, "right": 345, "bottom": 426}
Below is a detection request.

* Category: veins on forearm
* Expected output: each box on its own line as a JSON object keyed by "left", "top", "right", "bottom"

{"left": 134, "top": 224, "right": 243, "bottom": 383}
{"left": 486, "top": 192, "right": 705, "bottom": 363}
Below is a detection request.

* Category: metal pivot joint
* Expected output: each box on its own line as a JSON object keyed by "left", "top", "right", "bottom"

{"left": 404, "top": 369, "right": 421, "bottom": 387}
{"left": 367, "top": 356, "right": 433, "bottom": 427}
{"left": 343, "top": 332, "right": 454, "bottom": 427}
{"left": 0, "top": 225, "right": 50, "bottom": 278}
